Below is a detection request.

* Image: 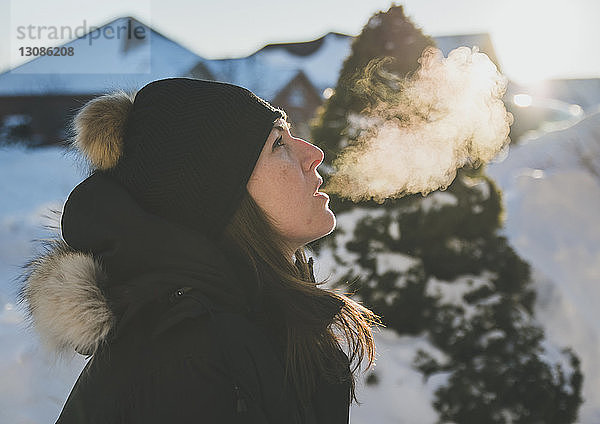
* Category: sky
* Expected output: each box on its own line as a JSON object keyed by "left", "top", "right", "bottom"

{"left": 0, "top": 0, "right": 599, "bottom": 85}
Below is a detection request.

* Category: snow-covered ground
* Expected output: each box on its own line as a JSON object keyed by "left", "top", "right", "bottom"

{"left": 348, "top": 330, "right": 441, "bottom": 424}
{"left": 1, "top": 113, "right": 599, "bottom": 422}
{"left": 0, "top": 146, "right": 88, "bottom": 423}
{"left": 487, "top": 112, "right": 600, "bottom": 424}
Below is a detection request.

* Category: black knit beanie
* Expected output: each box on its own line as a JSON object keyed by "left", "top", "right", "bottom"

{"left": 71, "top": 78, "right": 285, "bottom": 240}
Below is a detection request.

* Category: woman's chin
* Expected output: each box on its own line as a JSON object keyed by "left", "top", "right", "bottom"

{"left": 325, "top": 209, "right": 336, "bottom": 234}
{"left": 316, "top": 210, "right": 337, "bottom": 240}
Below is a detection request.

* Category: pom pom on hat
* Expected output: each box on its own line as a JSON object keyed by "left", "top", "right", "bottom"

{"left": 71, "top": 90, "right": 135, "bottom": 170}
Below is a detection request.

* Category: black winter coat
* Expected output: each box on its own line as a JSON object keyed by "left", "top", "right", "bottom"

{"left": 22, "top": 173, "right": 351, "bottom": 423}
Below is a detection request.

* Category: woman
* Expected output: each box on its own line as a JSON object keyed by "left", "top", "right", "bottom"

{"left": 20, "top": 78, "right": 379, "bottom": 423}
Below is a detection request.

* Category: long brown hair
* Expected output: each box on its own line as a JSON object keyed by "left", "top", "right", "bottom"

{"left": 220, "top": 190, "right": 381, "bottom": 405}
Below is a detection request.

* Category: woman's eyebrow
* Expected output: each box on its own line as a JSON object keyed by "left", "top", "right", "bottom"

{"left": 273, "top": 120, "right": 290, "bottom": 132}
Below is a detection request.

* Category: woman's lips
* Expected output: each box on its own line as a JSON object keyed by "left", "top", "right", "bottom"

{"left": 313, "top": 177, "right": 323, "bottom": 195}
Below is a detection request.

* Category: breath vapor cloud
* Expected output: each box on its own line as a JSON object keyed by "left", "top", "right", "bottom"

{"left": 324, "top": 46, "right": 513, "bottom": 203}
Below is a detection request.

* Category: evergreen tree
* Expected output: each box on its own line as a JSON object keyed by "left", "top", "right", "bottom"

{"left": 312, "top": 4, "right": 435, "bottom": 178}
{"left": 310, "top": 5, "right": 583, "bottom": 423}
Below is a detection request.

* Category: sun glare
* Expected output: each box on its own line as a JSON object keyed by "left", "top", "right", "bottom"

{"left": 513, "top": 94, "right": 533, "bottom": 107}
{"left": 491, "top": 0, "right": 590, "bottom": 85}
{"left": 322, "top": 87, "right": 334, "bottom": 99}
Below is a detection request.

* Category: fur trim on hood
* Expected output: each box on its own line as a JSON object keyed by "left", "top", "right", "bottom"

{"left": 19, "top": 173, "right": 257, "bottom": 357}
{"left": 20, "top": 240, "right": 115, "bottom": 356}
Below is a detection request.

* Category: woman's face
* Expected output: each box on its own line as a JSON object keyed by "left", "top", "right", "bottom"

{"left": 247, "top": 118, "right": 336, "bottom": 253}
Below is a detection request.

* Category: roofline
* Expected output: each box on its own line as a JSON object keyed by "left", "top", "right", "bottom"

{"left": 247, "top": 31, "right": 352, "bottom": 58}
{"left": 0, "top": 15, "right": 204, "bottom": 77}
{"left": 433, "top": 32, "right": 493, "bottom": 39}
{"left": 261, "top": 31, "right": 351, "bottom": 49}
{"left": 231, "top": 31, "right": 497, "bottom": 61}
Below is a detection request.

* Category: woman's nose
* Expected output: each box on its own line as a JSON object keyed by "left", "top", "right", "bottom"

{"left": 298, "top": 138, "right": 324, "bottom": 173}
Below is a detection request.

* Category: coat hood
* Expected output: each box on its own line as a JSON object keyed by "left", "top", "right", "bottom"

{"left": 20, "top": 172, "right": 258, "bottom": 356}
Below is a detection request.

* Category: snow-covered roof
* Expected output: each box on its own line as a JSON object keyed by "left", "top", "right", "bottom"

{"left": 203, "top": 32, "right": 353, "bottom": 100}
{"left": 201, "top": 33, "right": 502, "bottom": 100}
{"left": 0, "top": 17, "right": 204, "bottom": 96}
{"left": 434, "top": 33, "right": 500, "bottom": 69}
{"left": 0, "top": 21, "right": 353, "bottom": 99}
{"left": 0, "top": 18, "right": 506, "bottom": 100}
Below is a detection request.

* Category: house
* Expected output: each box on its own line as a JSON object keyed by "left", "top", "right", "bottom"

{"left": 0, "top": 16, "right": 204, "bottom": 145}
{"left": 271, "top": 71, "right": 324, "bottom": 138}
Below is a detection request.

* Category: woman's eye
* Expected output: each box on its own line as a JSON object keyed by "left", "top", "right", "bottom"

{"left": 272, "top": 135, "right": 284, "bottom": 150}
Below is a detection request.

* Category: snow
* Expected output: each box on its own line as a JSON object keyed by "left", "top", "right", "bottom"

{"left": 376, "top": 252, "right": 420, "bottom": 276}
{"left": 204, "top": 32, "right": 353, "bottom": 100}
{"left": 425, "top": 273, "right": 496, "bottom": 318}
{"left": 313, "top": 210, "right": 445, "bottom": 422}
{"left": 348, "top": 329, "right": 441, "bottom": 424}
{"left": 310, "top": 207, "right": 388, "bottom": 285}
{"left": 0, "top": 306, "right": 87, "bottom": 424}
{"left": 0, "top": 145, "right": 88, "bottom": 424}
{"left": 462, "top": 174, "right": 491, "bottom": 199}
{"left": 0, "top": 28, "right": 353, "bottom": 101}
{"left": 487, "top": 112, "right": 600, "bottom": 423}
{"left": 420, "top": 191, "right": 458, "bottom": 213}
